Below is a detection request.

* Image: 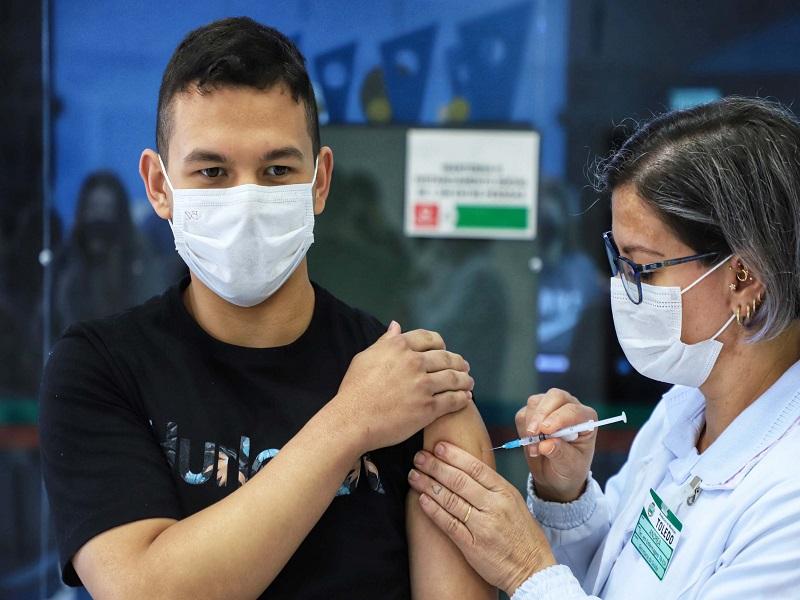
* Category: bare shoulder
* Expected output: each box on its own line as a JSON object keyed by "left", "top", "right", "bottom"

{"left": 423, "top": 401, "right": 494, "bottom": 467}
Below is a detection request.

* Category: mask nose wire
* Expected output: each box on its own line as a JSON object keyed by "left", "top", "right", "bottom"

{"left": 680, "top": 254, "right": 733, "bottom": 296}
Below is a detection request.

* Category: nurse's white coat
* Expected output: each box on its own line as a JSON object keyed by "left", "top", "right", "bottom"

{"left": 512, "top": 360, "right": 800, "bottom": 600}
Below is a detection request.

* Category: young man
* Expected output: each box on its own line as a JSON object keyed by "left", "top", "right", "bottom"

{"left": 39, "top": 17, "right": 495, "bottom": 599}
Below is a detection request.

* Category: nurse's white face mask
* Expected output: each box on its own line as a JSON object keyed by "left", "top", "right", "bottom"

{"left": 610, "top": 255, "right": 735, "bottom": 388}
{"left": 159, "top": 155, "right": 318, "bottom": 307}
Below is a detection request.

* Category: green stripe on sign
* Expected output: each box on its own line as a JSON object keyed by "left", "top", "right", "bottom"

{"left": 456, "top": 206, "right": 528, "bottom": 229}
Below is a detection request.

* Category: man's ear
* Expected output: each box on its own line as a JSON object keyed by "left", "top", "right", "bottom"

{"left": 140, "top": 148, "right": 172, "bottom": 220}
{"left": 313, "top": 146, "right": 334, "bottom": 216}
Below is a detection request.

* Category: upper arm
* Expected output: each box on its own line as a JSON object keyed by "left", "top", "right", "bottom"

{"left": 407, "top": 401, "right": 496, "bottom": 599}
{"left": 39, "top": 333, "right": 182, "bottom": 586}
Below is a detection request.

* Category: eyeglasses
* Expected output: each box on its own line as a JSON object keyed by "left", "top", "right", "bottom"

{"left": 602, "top": 231, "right": 719, "bottom": 304}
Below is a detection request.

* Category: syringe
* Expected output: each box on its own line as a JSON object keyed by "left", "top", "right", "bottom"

{"left": 493, "top": 411, "right": 627, "bottom": 450}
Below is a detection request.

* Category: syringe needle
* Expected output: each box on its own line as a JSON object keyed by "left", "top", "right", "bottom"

{"left": 493, "top": 411, "right": 627, "bottom": 451}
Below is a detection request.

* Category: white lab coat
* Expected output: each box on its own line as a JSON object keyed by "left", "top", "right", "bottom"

{"left": 512, "top": 360, "right": 800, "bottom": 599}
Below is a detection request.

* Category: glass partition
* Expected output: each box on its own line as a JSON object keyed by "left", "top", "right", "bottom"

{"left": 4, "top": 0, "right": 800, "bottom": 597}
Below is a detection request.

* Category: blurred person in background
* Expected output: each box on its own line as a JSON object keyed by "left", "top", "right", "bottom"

{"left": 411, "top": 238, "right": 509, "bottom": 403}
{"left": 535, "top": 180, "right": 606, "bottom": 400}
{"left": 52, "top": 170, "right": 161, "bottom": 334}
{"left": 310, "top": 169, "right": 415, "bottom": 324}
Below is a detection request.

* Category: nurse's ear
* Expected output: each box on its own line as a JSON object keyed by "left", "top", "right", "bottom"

{"left": 726, "top": 257, "right": 765, "bottom": 324}
{"left": 140, "top": 148, "right": 173, "bottom": 221}
{"left": 312, "top": 146, "right": 333, "bottom": 216}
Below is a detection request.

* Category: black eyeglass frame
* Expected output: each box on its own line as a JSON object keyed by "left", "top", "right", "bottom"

{"left": 602, "top": 230, "right": 721, "bottom": 305}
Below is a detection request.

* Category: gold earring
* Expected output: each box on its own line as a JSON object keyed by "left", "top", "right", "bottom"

{"left": 729, "top": 283, "right": 737, "bottom": 292}
{"left": 736, "top": 267, "right": 749, "bottom": 282}
{"left": 735, "top": 306, "right": 742, "bottom": 325}
{"left": 746, "top": 305, "right": 751, "bottom": 321}
{"left": 752, "top": 298, "right": 757, "bottom": 313}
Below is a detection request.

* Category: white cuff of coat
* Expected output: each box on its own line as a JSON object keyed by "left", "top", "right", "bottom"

{"left": 526, "top": 474, "right": 601, "bottom": 530}
{"left": 510, "top": 564, "right": 588, "bottom": 600}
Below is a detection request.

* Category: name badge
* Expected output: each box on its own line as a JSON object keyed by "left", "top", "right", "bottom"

{"left": 631, "top": 488, "right": 683, "bottom": 580}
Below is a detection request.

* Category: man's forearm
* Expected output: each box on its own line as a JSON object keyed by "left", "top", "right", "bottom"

{"left": 134, "top": 400, "right": 362, "bottom": 599}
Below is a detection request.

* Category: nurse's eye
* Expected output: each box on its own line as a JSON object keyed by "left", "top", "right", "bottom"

{"left": 640, "top": 271, "right": 655, "bottom": 282}
{"left": 266, "top": 165, "right": 290, "bottom": 177}
{"left": 200, "top": 167, "right": 225, "bottom": 178}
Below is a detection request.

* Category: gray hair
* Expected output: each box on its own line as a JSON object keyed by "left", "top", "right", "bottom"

{"left": 595, "top": 96, "right": 800, "bottom": 342}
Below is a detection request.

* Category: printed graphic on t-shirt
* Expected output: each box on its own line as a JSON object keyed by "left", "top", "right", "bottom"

{"left": 158, "top": 421, "right": 385, "bottom": 496}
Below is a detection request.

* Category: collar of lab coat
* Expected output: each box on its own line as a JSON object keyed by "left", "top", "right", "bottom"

{"left": 660, "top": 359, "right": 800, "bottom": 489}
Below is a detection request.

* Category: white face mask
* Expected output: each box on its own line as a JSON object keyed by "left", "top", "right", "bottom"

{"left": 159, "top": 155, "right": 317, "bottom": 307}
{"left": 610, "top": 255, "right": 735, "bottom": 388}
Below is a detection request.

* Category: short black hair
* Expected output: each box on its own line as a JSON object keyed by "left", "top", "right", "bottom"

{"left": 156, "top": 17, "right": 320, "bottom": 164}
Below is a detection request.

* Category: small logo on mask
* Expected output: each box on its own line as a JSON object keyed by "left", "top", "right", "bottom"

{"left": 185, "top": 210, "right": 201, "bottom": 221}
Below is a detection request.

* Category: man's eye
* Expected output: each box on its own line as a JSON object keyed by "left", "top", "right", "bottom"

{"left": 640, "top": 271, "right": 654, "bottom": 281}
{"left": 200, "top": 167, "right": 224, "bottom": 178}
{"left": 266, "top": 165, "right": 290, "bottom": 177}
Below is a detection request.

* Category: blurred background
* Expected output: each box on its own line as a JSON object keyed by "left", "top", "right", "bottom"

{"left": 3, "top": 0, "right": 800, "bottom": 597}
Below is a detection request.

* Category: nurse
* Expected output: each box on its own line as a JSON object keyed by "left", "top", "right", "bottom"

{"left": 406, "top": 96, "right": 800, "bottom": 598}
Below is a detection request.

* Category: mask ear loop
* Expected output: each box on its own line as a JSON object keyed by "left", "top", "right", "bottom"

{"left": 157, "top": 154, "right": 176, "bottom": 194}
{"left": 310, "top": 156, "right": 320, "bottom": 188}
{"left": 309, "top": 157, "right": 320, "bottom": 216}
{"left": 680, "top": 254, "right": 733, "bottom": 295}
{"left": 156, "top": 155, "right": 178, "bottom": 242}
{"left": 680, "top": 254, "right": 737, "bottom": 341}
{"left": 711, "top": 312, "right": 736, "bottom": 340}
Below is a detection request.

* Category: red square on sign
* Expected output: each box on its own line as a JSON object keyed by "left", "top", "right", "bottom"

{"left": 414, "top": 203, "right": 439, "bottom": 228}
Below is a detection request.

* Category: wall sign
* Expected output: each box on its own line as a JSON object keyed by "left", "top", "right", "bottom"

{"left": 405, "top": 128, "right": 539, "bottom": 240}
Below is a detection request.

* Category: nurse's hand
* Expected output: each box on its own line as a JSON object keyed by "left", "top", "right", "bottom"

{"left": 408, "top": 442, "right": 556, "bottom": 596}
{"left": 516, "top": 388, "right": 597, "bottom": 502}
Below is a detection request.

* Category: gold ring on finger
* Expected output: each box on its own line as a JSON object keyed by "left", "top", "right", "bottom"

{"left": 462, "top": 504, "right": 472, "bottom": 524}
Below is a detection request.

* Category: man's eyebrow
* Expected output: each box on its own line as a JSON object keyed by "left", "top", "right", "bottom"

{"left": 261, "top": 147, "right": 305, "bottom": 162}
{"left": 184, "top": 149, "right": 228, "bottom": 164}
{"left": 622, "top": 244, "right": 665, "bottom": 258}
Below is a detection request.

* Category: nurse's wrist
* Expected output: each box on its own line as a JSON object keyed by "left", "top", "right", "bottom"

{"left": 509, "top": 564, "right": 585, "bottom": 600}
{"left": 532, "top": 476, "right": 587, "bottom": 503}
{"left": 504, "top": 546, "right": 557, "bottom": 597}
{"left": 527, "top": 474, "right": 600, "bottom": 530}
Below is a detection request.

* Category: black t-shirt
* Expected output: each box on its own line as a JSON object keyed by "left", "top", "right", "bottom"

{"left": 39, "top": 278, "right": 423, "bottom": 598}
